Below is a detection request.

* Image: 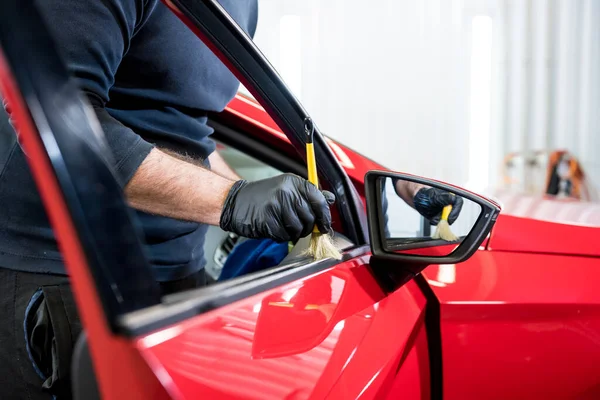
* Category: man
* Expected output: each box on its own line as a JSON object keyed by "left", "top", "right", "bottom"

{"left": 0, "top": 1, "right": 335, "bottom": 398}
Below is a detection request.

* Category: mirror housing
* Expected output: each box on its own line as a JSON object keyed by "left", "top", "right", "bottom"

{"left": 365, "top": 170, "right": 500, "bottom": 272}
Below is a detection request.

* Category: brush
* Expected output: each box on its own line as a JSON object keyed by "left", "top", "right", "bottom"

{"left": 303, "top": 118, "right": 342, "bottom": 261}
{"left": 432, "top": 204, "right": 458, "bottom": 241}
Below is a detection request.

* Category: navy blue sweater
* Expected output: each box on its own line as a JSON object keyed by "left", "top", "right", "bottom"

{"left": 0, "top": 0, "right": 258, "bottom": 281}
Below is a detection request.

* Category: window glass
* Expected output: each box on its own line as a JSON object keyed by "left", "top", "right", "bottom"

{"left": 215, "top": 141, "right": 282, "bottom": 181}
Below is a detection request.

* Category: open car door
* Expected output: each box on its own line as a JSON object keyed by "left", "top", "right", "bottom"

{"left": 0, "top": 1, "right": 499, "bottom": 398}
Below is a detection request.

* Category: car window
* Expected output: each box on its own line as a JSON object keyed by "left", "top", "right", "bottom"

{"left": 215, "top": 141, "right": 282, "bottom": 181}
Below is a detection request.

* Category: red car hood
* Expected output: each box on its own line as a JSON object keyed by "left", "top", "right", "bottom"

{"left": 487, "top": 189, "right": 600, "bottom": 257}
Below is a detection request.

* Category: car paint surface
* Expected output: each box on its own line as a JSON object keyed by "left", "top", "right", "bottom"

{"left": 488, "top": 214, "right": 600, "bottom": 257}
{"left": 136, "top": 256, "right": 430, "bottom": 400}
{"left": 422, "top": 251, "right": 600, "bottom": 399}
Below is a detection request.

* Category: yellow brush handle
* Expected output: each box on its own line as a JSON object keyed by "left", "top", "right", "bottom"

{"left": 306, "top": 142, "right": 320, "bottom": 233}
{"left": 441, "top": 205, "right": 452, "bottom": 221}
{"left": 306, "top": 143, "right": 318, "bottom": 187}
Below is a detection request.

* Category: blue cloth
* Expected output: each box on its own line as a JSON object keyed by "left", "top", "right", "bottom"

{"left": 0, "top": 0, "right": 258, "bottom": 281}
{"left": 219, "top": 239, "right": 289, "bottom": 281}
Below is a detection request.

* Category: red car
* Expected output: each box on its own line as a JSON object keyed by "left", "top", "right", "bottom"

{"left": 1, "top": 1, "right": 600, "bottom": 400}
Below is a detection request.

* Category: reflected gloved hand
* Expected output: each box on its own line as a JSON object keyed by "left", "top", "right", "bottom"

{"left": 413, "top": 187, "right": 463, "bottom": 225}
{"left": 220, "top": 173, "right": 335, "bottom": 242}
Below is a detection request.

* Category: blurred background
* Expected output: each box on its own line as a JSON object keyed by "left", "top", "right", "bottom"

{"left": 246, "top": 0, "right": 600, "bottom": 199}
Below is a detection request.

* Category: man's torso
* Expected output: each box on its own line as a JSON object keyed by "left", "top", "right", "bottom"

{"left": 0, "top": 0, "right": 258, "bottom": 281}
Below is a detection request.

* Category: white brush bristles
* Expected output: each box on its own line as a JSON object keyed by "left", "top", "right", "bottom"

{"left": 432, "top": 220, "right": 458, "bottom": 241}
{"left": 307, "top": 232, "right": 342, "bottom": 260}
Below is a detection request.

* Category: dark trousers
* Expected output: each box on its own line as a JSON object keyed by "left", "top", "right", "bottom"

{"left": 0, "top": 267, "right": 205, "bottom": 400}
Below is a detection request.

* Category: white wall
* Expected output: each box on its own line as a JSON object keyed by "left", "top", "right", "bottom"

{"left": 497, "top": 0, "right": 600, "bottom": 191}
{"left": 250, "top": 0, "right": 600, "bottom": 193}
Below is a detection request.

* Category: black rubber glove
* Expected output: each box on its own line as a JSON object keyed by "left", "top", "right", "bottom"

{"left": 220, "top": 173, "right": 335, "bottom": 242}
{"left": 413, "top": 187, "right": 463, "bottom": 225}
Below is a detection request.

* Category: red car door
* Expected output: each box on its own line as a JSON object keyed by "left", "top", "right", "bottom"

{"left": 131, "top": 253, "right": 430, "bottom": 399}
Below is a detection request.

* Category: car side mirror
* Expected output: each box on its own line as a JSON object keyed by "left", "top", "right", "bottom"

{"left": 365, "top": 171, "right": 500, "bottom": 272}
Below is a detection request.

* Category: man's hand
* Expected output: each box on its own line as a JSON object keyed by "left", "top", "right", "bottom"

{"left": 220, "top": 174, "right": 335, "bottom": 242}
{"left": 412, "top": 187, "right": 463, "bottom": 225}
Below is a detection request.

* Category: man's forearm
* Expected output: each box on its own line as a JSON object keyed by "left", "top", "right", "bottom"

{"left": 394, "top": 180, "right": 425, "bottom": 208}
{"left": 125, "top": 148, "right": 236, "bottom": 225}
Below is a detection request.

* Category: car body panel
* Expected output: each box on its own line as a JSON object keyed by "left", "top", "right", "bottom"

{"left": 136, "top": 256, "right": 429, "bottom": 399}
{"left": 422, "top": 251, "right": 600, "bottom": 399}
{"left": 488, "top": 189, "right": 600, "bottom": 256}
{"left": 488, "top": 214, "right": 600, "bottom": 257}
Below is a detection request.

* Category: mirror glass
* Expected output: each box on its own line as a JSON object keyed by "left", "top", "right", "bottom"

{"left": 379, "top": 176, "right": 482, "bottom": 257}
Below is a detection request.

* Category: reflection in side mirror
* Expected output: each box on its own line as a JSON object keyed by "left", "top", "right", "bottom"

{"left": 365, "top": 171, "right": 501, "bottom": 270}
{"left": 381, "top": 176, "right": 482, "bottom": 258}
